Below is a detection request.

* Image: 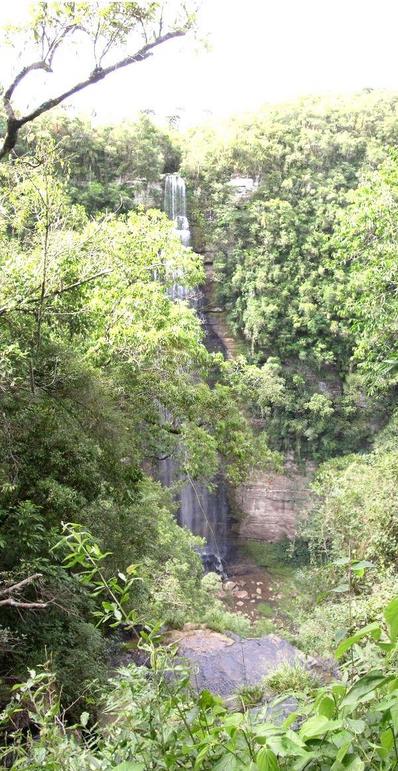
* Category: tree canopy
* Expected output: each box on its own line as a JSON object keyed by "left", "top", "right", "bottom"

{"left": 183, "top": 92, "right": 398, "bottom": 458}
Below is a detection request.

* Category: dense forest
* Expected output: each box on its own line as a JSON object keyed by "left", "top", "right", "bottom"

{"left": 1, "top": 2, "right": 398, "bottom": 769}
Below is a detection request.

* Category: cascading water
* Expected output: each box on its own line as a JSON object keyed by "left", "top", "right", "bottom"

{"left": 164, "top": 174, "right": 191, "bottom": 248}
{"left": 161, "top": 173, "right": 230, "bottom": 573}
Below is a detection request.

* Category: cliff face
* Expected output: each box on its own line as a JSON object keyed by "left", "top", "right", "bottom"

{"left": 234, "top": 464, "right": 314, "bottom": 542}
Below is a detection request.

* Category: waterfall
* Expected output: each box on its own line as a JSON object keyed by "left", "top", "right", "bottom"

{"left": 164, "top": 174, "right": 191, "bottom": 247}
{"left": 161, "top": 173, "right": 230, "bottom": 574}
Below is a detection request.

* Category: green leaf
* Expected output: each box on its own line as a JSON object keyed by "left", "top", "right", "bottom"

{"left": 283, "top": 711, "right": 299, "bottom": 729}
{"left": 332, "top": 583, "right": 350, "bottom": 594}
{"left": 332, "top": 683, "right": 347, "bottom": 700}
{"left": 212, "top": 757, "right": 246, "bottom": 771}
{"left": 256, "top": 748, "right": 280, "bottom": 770}
{"left": 299, "top": 715, "right": 343, "bottom": 740}
{"left": 291, "top": 754, "right": 317, "bottom": 771}
{"left": 345, "top": 718, "right": 365, "bottom": 734}
{"left": 341, "top": 671, "right": 394, "bottom": 708}
{"left": 113, "top": 764, "right": 144, "bottom": 771}
{"left": 335, "top": 622, "right": 380, "bottom": 659}
{"left": 384, "top": 596, "right": 398, "bottom": 642}
{"left": 376, "top": 641, "right": 396, "bottom": 653}
{"left": 198, "top": 689, "right": 221, "bottom": 709}
{"left": 391, "top": 704, "right": 398, "bottom": 732}
{"left": 80, "top": 711, "right": 89, "bottom": 727}
{"left": 317, "top": 695, "right": 335, "bottom": 718}
{"left": 332, "top": 740, "right": 351, "bottom": 765}
{"left": 344, "top": 757, "right": 365, "bottom": 771}
{"left": 351, "top": 560, "right": 375, "bottom": 572}
{"left": 330, "top": 730, "right": 352, "bottom": 749}
{"left": 380, "top": 727, "right": 394, "bottom": 752}
{"left": 266, "top": 732, "right": 306, "bottom": 758}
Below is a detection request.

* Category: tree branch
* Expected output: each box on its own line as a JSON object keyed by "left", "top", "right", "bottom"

{"left": 45, "top": 24, "right": 78, "bottom": 69}
{"left": 0, "top": 572, "right": 48, "bottom": 609}
{"left": 0, "top": 572, "right": 43, "bottom": 597}
{"left": 2, "top": 25, "right": 78, "bottom": 117}
{"left": 0, "top": 270, "right": 112, "bottom": 317}
{"left": 0, "top": 598, "right": 48, "bottom": 609}
{"left": 4, "top": 61, "right": 52, "bottom": 112}
{"left": 0, "top": 29, "right": 186, "bottom": 160}
{"left": 42, "top": 268, "right": 113, "bottom": 300}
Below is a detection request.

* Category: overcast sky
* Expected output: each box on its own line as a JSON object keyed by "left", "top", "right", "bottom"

{"left": 2, "top": 0, "right": 398, "bottom": 127}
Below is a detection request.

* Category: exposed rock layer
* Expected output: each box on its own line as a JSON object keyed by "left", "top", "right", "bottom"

{"left": 235, "top": 465, "right": 313, "bottom": 542}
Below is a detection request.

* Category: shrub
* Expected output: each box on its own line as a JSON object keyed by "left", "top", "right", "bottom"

{"left": 200, "top": 603, "right": 252, "bottom": 637}
{"left": 264, "top": 661, "right": 320, "bottom": 695}
{"left": 296, "top": 571, "right": 398, "bottom": 656}
{"left": 236, "top": 683, "right": 265, "bottom": 708}
{"left": 252, "top": 618, "right": 276, "bottom": 636}
{"left": 2, "top": 595, "right": 398, "bottom": 769}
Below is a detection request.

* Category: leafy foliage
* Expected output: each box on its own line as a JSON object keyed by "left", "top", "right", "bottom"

{"left": 2, "top": 594, "right": 398, "bottom": 769}
{"left": 304, "top": 412, "right": 398, "bottom": 567}
{"left": 183, "top": 93, "right": 398, "bottom": 458}
{"left": 264, "top": 662, "right": 321, "bottom": 695}
{"left": 0, "top": 139, "right": 263, "bottom": 710}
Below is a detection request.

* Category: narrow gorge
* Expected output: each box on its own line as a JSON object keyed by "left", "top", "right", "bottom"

{"left": 161, "top": 172, "right": 311, "bottom": 575}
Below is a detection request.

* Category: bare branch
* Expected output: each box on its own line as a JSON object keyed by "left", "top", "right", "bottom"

{"left": 2, "top": 23, "right": 78, "bottom": 114}
{"left": 0, "top": 572, "right": 43, "bottom": 597}
{"left": 4, "top": 61, "right": 52, "bottom": 113}
{"left": 0, "top": 598, "right": 48, "bottom": 609}
{"left": 45, "top": 24, "right": 78, "bottom": 69}
{"left": 0, "top": 573, "right": 48, "bottom": 609}
{"left": 0, "top": 28, "right": 187, "bottom": 160}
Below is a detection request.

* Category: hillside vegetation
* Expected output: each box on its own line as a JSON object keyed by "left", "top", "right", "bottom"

{"left": 183, "top": 92, "right": 398, "bottom": 459}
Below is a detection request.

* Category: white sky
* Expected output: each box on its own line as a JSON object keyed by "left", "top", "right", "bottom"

{"left": 2, "top": 0, "right": 398, "bottom": 127}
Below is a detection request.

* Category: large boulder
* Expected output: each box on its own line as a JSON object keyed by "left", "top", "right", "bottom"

{"left": 166, "top": 629, "right": 303, "bottom": 698}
